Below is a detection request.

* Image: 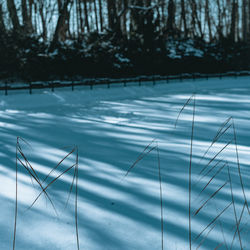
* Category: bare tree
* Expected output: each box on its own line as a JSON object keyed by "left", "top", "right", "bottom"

{"left": 0, "top": 3, "right": 5, "bottom": 33}
{"left": 166, "top": 0, "right": 176, "bottom": 35}
{"left": 22, "top": 0, "right": 33, "bottom": 33}
{"left": 51, "top": 0, "right": 72, "bottom": 47}
{"left": 248, "top": 0, "right": 250, "bottom": 41}
{"left": 7, "top": 0, "right": 21, "bottom": 31}
{"left": 230, "top": 0, "right": 237, "bottom": 41}
{"left": 181, "top": 0, "right": 188, "bottom": 37}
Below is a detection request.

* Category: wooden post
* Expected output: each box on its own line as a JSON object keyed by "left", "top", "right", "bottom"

{"left": 139, "top": 78, "right": 141, "bottom": 86}
{"left": 29, "top": 83, "right": 32, "bottom": 94}
{"left": 5, "top": 82, "right": 8, "bottom": 96}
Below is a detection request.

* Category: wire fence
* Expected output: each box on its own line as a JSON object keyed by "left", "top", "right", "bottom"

{"left": 1, "top": 71, "right": 250, "bottom": 95}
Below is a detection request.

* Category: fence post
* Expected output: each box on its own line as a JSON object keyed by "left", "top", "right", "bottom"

{"left": 29, "top": 82, "right": 32, "bottom": 94}
{"left": 5, "top": 82, "right": 8, "bottom": 96}
{"left": 166, "top": 76, "right": 169, "bottom": 83}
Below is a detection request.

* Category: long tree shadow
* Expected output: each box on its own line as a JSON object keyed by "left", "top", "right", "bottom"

{"left": 0, "top": 77, "right": 250, "bottom": 249}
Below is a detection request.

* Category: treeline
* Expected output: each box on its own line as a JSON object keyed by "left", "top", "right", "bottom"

{"left": 0, "top": 0, "right": 250, "bottom": 81}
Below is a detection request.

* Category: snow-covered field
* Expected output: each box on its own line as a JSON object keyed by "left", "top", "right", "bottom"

{"left": 0, "top": 77, "right": 250, "bottom": 250}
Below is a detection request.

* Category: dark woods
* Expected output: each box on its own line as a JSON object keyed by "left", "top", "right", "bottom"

{"left": 0, "top": 0, "right": 250, "bottom": 81}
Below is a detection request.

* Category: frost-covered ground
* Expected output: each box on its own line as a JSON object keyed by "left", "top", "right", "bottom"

{"left": 0, "top": 77, "right": 250, "bottom": 250}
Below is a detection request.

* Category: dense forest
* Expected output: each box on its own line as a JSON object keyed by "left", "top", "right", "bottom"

{"left": 1, "top": 0, "right": 250, "bottom": 81}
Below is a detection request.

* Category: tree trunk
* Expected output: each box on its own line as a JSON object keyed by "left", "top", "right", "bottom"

{"left": 107, "top": 0, "right": 117, "bottom": 31}
{"left": 130, "top": 0, "right": 144, "bottom": 35}
{"left": 205, "top": 0, "right": 212, "bottom": 41}
{"left": 7, "top": 0, "right": 21, "bottom": 31}
{"left": 248, "top": 0, "right": 250, "bottom": 41}
{"left": 51, "top": 0, "right": 71, "bottom": 47}
{"left": 98, "top": 0, "right": 103, "bottom": 32}
{"left": 122, "top": 0, "right": 128, "bottom": 37}
{"left": 190, "top": 0, "right": 202, "bottom": 38}
{"left": 39, "top": 2, "right": 47, "bottom": 41}
{"left": 166, "top": 0, "right": 175, "bottom": 35}
{"left": 181, "top": 0, "right": 187, "bottom": 38}
{"left": 230, "top": 0, "right": 237, "bottom": 42}
{"left": 144, "top": 0, "right": 154, "bottom": 50}
{"left": 77, "top": 0, "right": 84, "bottom": 34}
{"left": 0, "top": 4, "right": 6, "bottom": 33}
{"left": 22, "top": 0, "right": 33, "bottom": 34}
{"left": 242, "top": 0, "right": 247, "bottom": 41}
{"left": 93, "top": 0, "right": 99, "bottom": 31}
{"left": 216, "top": 0, "right": 223, "bottom": 40}
{"left": 83, "top": 0, "right": 90, "bottom": 32}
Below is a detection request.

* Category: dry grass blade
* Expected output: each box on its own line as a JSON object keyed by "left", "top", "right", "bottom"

{"left": 13, "top": 138, "right": 18, "bottom": 250}
{"left": 17, "top": 137, "right": 32, "bottom": 149}
{"left": 215, "top": 117, "right": 232, "bottom": 139}
{"left": 189, "top": 94, "right": 196, "bottom": 250}
{"left": 214, "top": 243, "right": 223, "bottom": 250}
{"left": 43, "top": 146, "right": 77, "bottom": 183}
{"left": 13, "top": 137, "right": 59, "bottom": 250}
{"left": 195, "top": 181, "right": 228, "bottom": 216}
{"left": 199, "top": 140, "right": 233, "bottom": 176}
{"left": 228, "top": 167, "right": 243, "bottom": 250}
{"left": 15, "top": 138, "right": 80, "bottom": 250}
{"left": 16, "top": 138, "right": 46, "bottom": 201}
{"left": 75, "top": 147, "right": 80, "bottom": 250}
{"left": 157, "top": 144, "right": 164, "bottom": 250}
{"left": 65, "top": 165, "right": 77, "bottom": 209}
{"left": 218, "top": 219, "right": 229, "bottom": 250}
{"left": 16, "top": 145, "right": 50, "bottom": 204}
{"left": 123, "top": 140, "right": 157, "bottom": 178}
{"left": 27, "top": 163, "right": 76, "bottom": 211}
{"left": 232, "top": 119, "right": 250, "bottom": 215}
{"left": 17, "top": 156, "right": 58, "bottom": 216}
{"left": 16, "top": 146, "right": 58, "bottom": 215}
{"left": 199, "top": 162, "right": 228, "bottom": 196}
{"left": 174, "top": 93, "right": 195, "bottom": 128}
{"left": 230, "top": 201, "right": 246, "bottom": 250}
{"left": 198, "top": 117, "right": 232, "bottom": 164}
{"left": 194, "top": 202, "right": 232, "bottom": 242}
{"left": 196, "top": 223, "right": 216, "bottom": 250}
{"left": 17, "top": 146, "right": 40, "bottom": 182}
{"left": 123, "top": 140, "right": 164, "bottom": 250}
{"left": 194, "top": 158, "right": 225, "bottom": 188}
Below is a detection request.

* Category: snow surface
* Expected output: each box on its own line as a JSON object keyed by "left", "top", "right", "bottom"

{"left": 0, "top": 77, "right": 250, "bottom": 250}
